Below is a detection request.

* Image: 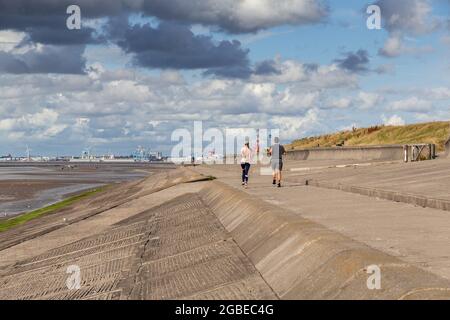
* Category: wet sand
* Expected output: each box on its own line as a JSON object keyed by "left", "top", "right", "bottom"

{"left": 0, "top": 162, "right": 174, "bottom": 216}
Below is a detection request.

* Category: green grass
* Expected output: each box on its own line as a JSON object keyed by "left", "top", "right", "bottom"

{"left": 0, "top": 186, "right": 108, "bottom": 233}
{"left": 289, "top": 121, "right": 450, "bottom": 152}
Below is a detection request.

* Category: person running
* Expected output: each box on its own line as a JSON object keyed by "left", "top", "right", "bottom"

{"left": 240, "top": 141, "right": 252, "bottom": 188}
{"left": 269, "top": 137, "right": 286, "bottom": 188}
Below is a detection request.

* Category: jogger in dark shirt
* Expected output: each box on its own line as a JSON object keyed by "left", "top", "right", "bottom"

{"left": 269, "top": 137, "right": 286, "bottom": 188}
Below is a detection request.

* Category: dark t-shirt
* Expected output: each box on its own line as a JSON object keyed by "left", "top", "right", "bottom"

{"left": 271, "top": 143, "right": 286, "bottom": 160}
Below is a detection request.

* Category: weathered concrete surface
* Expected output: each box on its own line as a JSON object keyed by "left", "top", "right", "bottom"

{"left": 0, "top": 169, "right": 276, "bottom": 300}
{"left": 199, "top": 179, "right": 450, "bottom": 299}
{"left": 0, "top": 180, "right": 207, "bottom": 269}
{"left": 194, "top": 162, "right": 450, "bottom": 283}
{"left": 286, "top": 145, "right": 405, "bottom": 161}
{"left": 2, "top": 161, "right": 450, "bottom": 300}
{"left": 0, "top": 168, "right": 207, "bottom": 258}
{"left": 285, "top": 158, "right": 450, "bottom": 212}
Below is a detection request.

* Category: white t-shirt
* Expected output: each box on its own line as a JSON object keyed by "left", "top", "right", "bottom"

{"left": 240, "top": 146, "right": 252, "bottom": 164}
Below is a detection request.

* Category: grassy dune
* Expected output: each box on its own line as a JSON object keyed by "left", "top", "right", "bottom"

{"left": 289, "top": 121, "right": 450, "bottom": 151}
{"left": 0, "top": 186, "right": 107, "bottom": 232}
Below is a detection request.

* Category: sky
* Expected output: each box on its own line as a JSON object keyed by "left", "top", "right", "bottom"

{"left": 0, "top": 0, "right": 449, "bottom": 156}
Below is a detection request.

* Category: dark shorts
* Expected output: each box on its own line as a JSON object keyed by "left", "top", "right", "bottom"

{"left": 271, "top": 160, "right": 283, "bottom": 171}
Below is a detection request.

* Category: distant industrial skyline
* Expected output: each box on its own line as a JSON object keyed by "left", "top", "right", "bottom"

{"left": 0, "top": 0, "right": 449, "bottom": 156}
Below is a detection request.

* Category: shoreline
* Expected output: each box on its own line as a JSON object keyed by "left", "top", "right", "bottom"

{"left": 0, "top": 186, "right": 109, "bottom": 232}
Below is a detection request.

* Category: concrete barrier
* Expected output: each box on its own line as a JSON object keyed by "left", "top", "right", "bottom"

{"left": 286, "top": 145, "right": 405, "bottom": 161}
{"left": 200, "top": 181, "right": 450, "bottom": 299}
{"left": 445, "top": 138, "right": 450, "bottom": 158}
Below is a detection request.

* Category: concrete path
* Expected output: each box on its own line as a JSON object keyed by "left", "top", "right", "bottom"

{"left": 193, "top": 161, "right": 450, "bottom": 281}
{"left": 286, "top": 158, "right": 450, "bottom": 203}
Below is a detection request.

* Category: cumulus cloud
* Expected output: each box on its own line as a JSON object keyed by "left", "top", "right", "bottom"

{"left": 0, "top": 55, "right": 363, "bottom": 153}
{"left": 375, "top": 0, "right": 436, "bottom": 35}
{"left": 378, "top": 33, "right": 434, "bottom": 57}
{"left": 250, "top": 57, "right": 358, "bottom": 86}
{"left": 0, "top": 44, "right": 86, "bottom": 74}
{"left": 334, "top": 50, "right": 370, "bottom": 73}
{"left": 270, "top": 108, "right": 322, "bottom": 140}
{"left": 0, "top": 0, "right": 327, "bottom": 33}
{"left": 389, "top": 96, "right": 433, "bottom": 113}
{"left": 382, "top": 114, "right": 405, "bottom": 126}
{"left": 357, "top": 91, "right": 382, "bottom": 110}
{"left": 379, "top": 34, "right": 404, "bottom": 57}
{"left": 0, "top": 0, "right": 328, "bottom": 75}
{"left": 116, "top": 21, "right": 251, "bottom": 75}
{"left": 141, "top": 0, "right": 328, "bottom": 33}
{"left": 0, "top": 108, "right": 67, "bottom": 140}
{"left": 0, "top": 0, "right": 327, "bottom": 48}
{"left": 375, "top": 0, "right": 440, "bottom": 57}
{"left": 326, "top": 97, "right": 352, "bottom": 109}
{"left": 0, "top": 1, "right": 104, "bottom": 45}
{"left": 426, "top": 87, "right": 450, "bottom": 100}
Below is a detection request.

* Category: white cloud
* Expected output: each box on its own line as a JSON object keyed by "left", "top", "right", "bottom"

{"left": 382, "top": 114, "right": 405, "bottom": 126}
{"left": 235, "top": 0, "right": 327, "bottom": 30}
{"left": 270, "top": 108, "right": 322, "bottom": 140}
{"left": 0, "top": 30, "right": 26, "bottom": 52}
{"left": 376, "top": 0, "right": 440, "bottom": 57}
{"left": 389, "top": 96, "right": 432, "bottom": 112}
{"left": 155, "top": 0, "right": 327, "bottom": 33}
{"left": 0, "top": 108, "right": 67, "bottom": 140}
{"left": 427, "top": 87, "right": 450, "bottom": 100}
{"left": 251, "top": 59, "right": 308, "bottom": 84}
{"left": 358, "top": 91, "right": 382, "bottom": 109}
{"left": 379, "top": 34, "right": 404, "bottom": 57}
{"left": 327, "top": 97, "right": 352, "bottom": 109}
{"left": 379, "top": 33, "right": 433, "bottom": 57}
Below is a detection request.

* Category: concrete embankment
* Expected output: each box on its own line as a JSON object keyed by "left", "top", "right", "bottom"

{"left": 0, "top": 169, "right": 276, "bottom": 300}
{"left": 446, "top": 138, "right": 450, "bottom": 158}
{"left": 200, "top": 180, "right": 450, "bottom": 299}
{"left": 2, "top": 166, "right": 450, "bottom": 300}
{"left": 286, "top": 145, "right": 405, "bottom": 161}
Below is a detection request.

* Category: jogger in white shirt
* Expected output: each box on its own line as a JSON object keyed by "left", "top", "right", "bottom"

{"left": 240, "top": 142, "right": 252, "bottom": 188}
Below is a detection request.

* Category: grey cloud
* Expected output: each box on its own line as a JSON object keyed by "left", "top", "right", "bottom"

{"left": 0, "top": 0, "right": 135, "bottom": 19}
{"left": 374, "top": 0, "right": 436, "bottom": 35}
{"left": 141, "top": 0, "right": 328, "bottom": 33}
{"left": 334, "top": 50, "right": 370, "bottom": 73}
{"left": 253, "top": 60, "right": 282, "bottom": 75}
{"left": 117, "top": 21, "right": 251, "bottom": 71}
{"left": 0, "top": 0, "right": 328, "bottom": 38}
{"left": 204, "top": 65, "right": 253, "bottom": 79}
{"left": 0, "top": 6, "right": 101, "bottom": 45}
{"left": 374, "top": 0, "right": 441, "bottom": 57}
{"left": 0, "top": 45, "right": 86, "bottom": 74}
{"left": 0, "top": 0, "right": 328, "bottom": 75}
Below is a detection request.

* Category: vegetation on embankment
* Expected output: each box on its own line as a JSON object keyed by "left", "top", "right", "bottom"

{"left": 0, "top": 186, "right": 108, "bottom": 232}
{"left": 289, "top": 121, "right": 450, "bottom": 152}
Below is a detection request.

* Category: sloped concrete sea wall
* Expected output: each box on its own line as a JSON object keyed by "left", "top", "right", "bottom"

{"left": 200, "top": 181, "right": 450, "bottom": 299}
